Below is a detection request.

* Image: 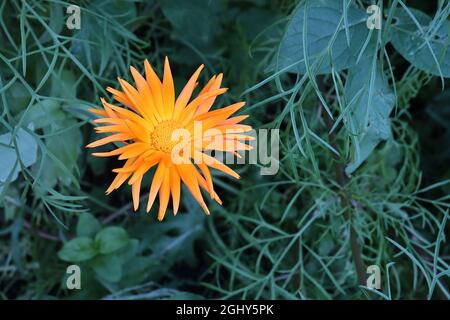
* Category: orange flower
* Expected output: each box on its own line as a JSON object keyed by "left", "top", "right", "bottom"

{"left": 87, "top": 58, "right": 253, "bottom": 221}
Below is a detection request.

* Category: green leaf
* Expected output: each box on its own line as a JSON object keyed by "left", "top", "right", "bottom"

{"left": 21, "top": 100, "right": 65, "bottom": 129}
{"left": 159, "top": 0, "right": 224, "bottom": 50}
{"left": 273, "top": 0, "right": 370, "bottom": 74}
{"left": 121, "top": 256, "right": 158, "bottom": 286}
{"left": 136, "top": 197, "right": 205, "bottom": 269}
{"left": 5, "top": 82, "right": 31, "bottom": 116}
{"left": 91, "top": 254, "right": 123, "bottom": 283}
{"left": 44, "top": 118, "right": 82, "bottom": 187}
{"left": 116, "top": 239, "right": 139, "bottom": 261}
{"left": 76, "top": 213, "right": 101, "bottom": 238}
{"left": 391, "top": 8, "right": 450, "bottom": 78}
{"left": 58, "top": 237, "right": 97, "bottom": 262}
{"left": 0, "top": 127, "right": 38, "bottom": 184}
{"left": 94, "top": 227, "right": 129, "bottom": 254}
{"left": 51, "top": 69, "right": 77, "bottom": 99}
{"left": 70, "top": 0, "right": 137, "bottom": 73}
{"left": 344, "top": 56, "right": 395, "bottom": 175}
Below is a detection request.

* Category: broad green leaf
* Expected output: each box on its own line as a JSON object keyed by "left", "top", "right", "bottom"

{"left": 22, "top": 100, "right": 65, "bottom": 129}
{"left": 0, "top": 127, "right": 38, "bottom": 184}
{"left": 91, "top": 254, "right": 123, "bottom": 283}
{"left": 344, "top": 56, "right": 395, "bottom": 175}
{"left": 94, "top": 227, "right": 129, "bottom": 254}
{"left": 391, "top": 8, "right": 450, "bottom": 78}
{"left": 5, "top": 82, "right": 31, "bottom": 116}
{"left": 51, "top": 69, "right": 77, "bottom": 99}
{"left": 44, "top": 118, "right": 82, "bottom": 187}
{"left": 58, "top": 237, "right": 97, "bottom": 262}
{"left": 24, "top": 100, "right": 82, "bottom": 189}
{"left": 273, "top": 0, "right": 370, "bottom": 74}
{"left": 76, "top": 213, "right": 101, "bottom": 238}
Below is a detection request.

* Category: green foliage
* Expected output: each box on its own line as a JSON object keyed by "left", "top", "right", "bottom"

{"left": 58, "top": 213, "right": 155, "bottom": 290}
{"left": 274, "top": 0, "right": 371, "bottom": 74}
{"left": 0, "top": 127, "right": 38, "bottom": 189}
{"left": 59, "top": 237, "right": 97, "bottom": 262}
{"left": 391, "top": 6, "right": 450, "bottom": 77}
{"left": 344, "top": 56, "right": 395, "bottom": 174}
{"left": 1, "top": 0, "right": 449, "bottom": 300}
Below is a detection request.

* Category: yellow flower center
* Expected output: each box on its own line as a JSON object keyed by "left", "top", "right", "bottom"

{"left": 150, "top": 120, "right": 183, "bottom": 153}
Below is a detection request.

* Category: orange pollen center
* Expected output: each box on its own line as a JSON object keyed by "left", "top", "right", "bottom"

{"left": 149, "top": 120, "right": 183, "bottom": 153}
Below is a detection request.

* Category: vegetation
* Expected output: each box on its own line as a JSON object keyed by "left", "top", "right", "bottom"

{"left": 0, "top": 0, "right": 449, "bottom": 299}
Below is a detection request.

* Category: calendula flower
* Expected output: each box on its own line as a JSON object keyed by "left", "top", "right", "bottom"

{"left": 87, "top": 58, "right": 253, "bottom": 221}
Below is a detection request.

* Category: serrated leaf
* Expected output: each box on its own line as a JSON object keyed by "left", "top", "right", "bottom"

{"left": 94, "top": 227, "right": 129, "bottom": 254}
{"left": 76, "top": 213, "right": 101, "bottom": 238}
{"left": 273, "top": 0, "right": 371, "bottom": 74}
{"left": 58, "top": 237, "right": 97, "bottom": 262}
{"left": 391, "top": 8, "right": 450, "bottom": 78}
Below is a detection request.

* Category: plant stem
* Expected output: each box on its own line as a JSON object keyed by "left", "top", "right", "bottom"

{"left": 324, "top": 109, "right": 366, "bottom": 285}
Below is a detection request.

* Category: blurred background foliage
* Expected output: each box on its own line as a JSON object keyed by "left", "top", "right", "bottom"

{"left": 0, "top": 0, "right": 449, "bottom": 299}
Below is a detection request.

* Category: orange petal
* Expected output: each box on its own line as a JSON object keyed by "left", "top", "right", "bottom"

{"left": 86, "top": 133, "right": 131, "bottom": 148}
{"left": 198, "top": 162, "right": 214, "bottom": 198}
{"left": 176, "top": 164, "right": 209, "bottom": 214}
{"left": 195, "top": 73, "right": 223, "bottom": 116}
{"left": 162, "top": 57, "right": 175, "bottom": 119}
{"left": 146, "top": 161, "right": 166, "bottom": 212}
{"left": 118, "top": 142, "right": 149, "bottom": 160}
{"left": 180, "top": 88, "right": 228, "bottom": 125}
{"left": 158, "top": 169, "right": 171, "bottom": 221}
{"left": 124, "top": 119, "right": 151, "bottom": 142}
{"left": 132, "top": 175, "right": 143, "bottom": 211}
{"left": 89, "top": 108, "right": 108, "bottom": 117}
{"left": 106, "top": 87, "right": 134, "bottom": 109}
{"left": 173, "top": 64, "right": 204, "bottom": 118}
{"left": 144, "top": 59, "right": 166, "bottom": 120}
{"left": 130, "top": 66, "right": 161, "bottom": 124}
{"left": 170, "top": 167, "right": 181, "bottom": 215}
{"left": 194, "top": 151, "right": 240, "bottom": 179}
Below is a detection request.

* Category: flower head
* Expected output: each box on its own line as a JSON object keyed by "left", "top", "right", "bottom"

{"left": 87, "top": 58, "right": 253, "bottom": 221}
